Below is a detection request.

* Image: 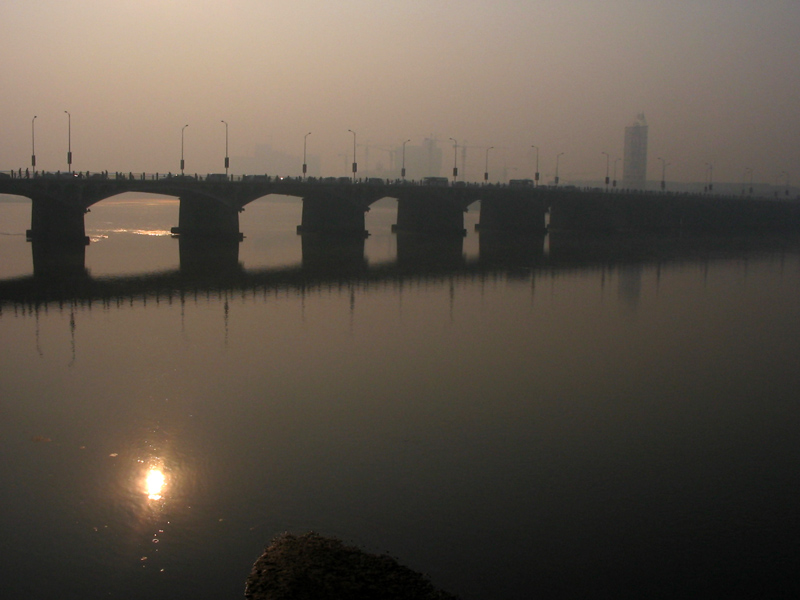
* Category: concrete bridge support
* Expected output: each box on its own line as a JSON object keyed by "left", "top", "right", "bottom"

{"left": 477, "top": 196, "right": 547, "bottom": 234}
{"left": 26, "top": 196, "right": 88, "bottom": 243}
{"left": 297, "top": 195, "right": 368, "bottom": 236}
{"left": 31, "top": 238, "right": 88, "bottom": 279}
{"left": 172, "top": 192, "right": 242, "bottom": 239}
{"left": 393, "top": 196, "right": 466, "bottom": 235}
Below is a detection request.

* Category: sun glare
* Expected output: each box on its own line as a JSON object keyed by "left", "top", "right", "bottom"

{"left": 145, "top": 468, "right": 166, "bottom": 500}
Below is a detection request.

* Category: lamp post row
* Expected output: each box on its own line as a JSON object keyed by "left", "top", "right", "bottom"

{"left": 21, "top": 119, "right": 784, "bottom": 190}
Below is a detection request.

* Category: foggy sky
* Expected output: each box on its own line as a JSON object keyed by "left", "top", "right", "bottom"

{"left": 2, "top": 0, "right": 798, "bottom": 185}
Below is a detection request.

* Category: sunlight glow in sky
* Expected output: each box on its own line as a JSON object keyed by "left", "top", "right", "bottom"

{"left": 2, "top": 1, "right": 798, "bottom": 184}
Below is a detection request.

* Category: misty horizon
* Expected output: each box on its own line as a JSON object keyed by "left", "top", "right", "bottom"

{"left": 2, "top": 2, "right": 798, "bottom": 186}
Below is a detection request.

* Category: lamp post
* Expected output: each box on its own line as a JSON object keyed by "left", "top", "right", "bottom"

{"left": 555, "top": 152, "right": 564, "bottom": 186}
{"left": 180, "top": 124, "right": 189, "bottom": 175}
{"left": 613, "top": 157, "right": 620, "bottom": 188}
{"left": 31, "top": 116, "right": 37, "bottom": 174}
{"left": 221, "top": 120, "right": 229, "bottom": 178}
{"left": 484, "top": 146, "right": 494, "bottom": 183}
{"left": 401, "top": 139, "right": 410, "bottom": 180}
{"left": 348, "top": 129, "right": 357, "bottom": 181}
{"left": 602, "top": 151, "right": 610, "bottom": 191}
{"left": 302, "top": 131, "right": 311, "bottom": 179}
{"left": 531, "top": 145, "right": 539, "bottom": 186}
{"left": 704, "top": 162, "right": 713, "bottom": 193}
{"left": 449, "top": 138, "right": 458, "bottom": 182}
{"left": 64, "top": 110, "right": 72, "bottom": 173}
{"left": 658, "top": 157, "right": 669, "bottom": 191}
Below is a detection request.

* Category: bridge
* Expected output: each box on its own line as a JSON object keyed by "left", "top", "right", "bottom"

{"left": 0, "top": 173, "right": 547, "bottom": 242}
{"left": 2, "top": 173, "right": 799, "bottom": 244}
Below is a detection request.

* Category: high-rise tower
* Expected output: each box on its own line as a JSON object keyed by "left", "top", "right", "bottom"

{"left": 623, "top": 113, "right": 648, "bottom": 189}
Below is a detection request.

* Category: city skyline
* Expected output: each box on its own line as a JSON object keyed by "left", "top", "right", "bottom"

{"left": 1, "top": 2, "right": 798, "bottom": 186}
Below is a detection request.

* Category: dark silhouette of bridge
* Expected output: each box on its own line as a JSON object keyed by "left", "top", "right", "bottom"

{"left": 3, "top": 173, "right": 799, "bottom": 245}
{"left": 0, "top": 174, "right": 547, "bottom": 242}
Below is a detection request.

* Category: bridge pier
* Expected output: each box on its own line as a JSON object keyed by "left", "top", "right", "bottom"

{"left": 26, "top": 196, "right": 89, "bottom": 243}
{"left": 477, "top": 195, "right": 548, "bottom": 234}
{"left": 297, "top": 195, "right": 368, "bottom": 236}
{"left": 31, "top": 238, "right": 88, "bottom": 278}
{"left": 393, "top": 196, "right": 466, "bottom": 235}
{"left": 171, "top": 192, "right": 243, "bottom": 239}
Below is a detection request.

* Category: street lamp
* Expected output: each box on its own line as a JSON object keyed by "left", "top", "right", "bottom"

{"left": 303, "top": 131, "right": 311, "bottom": 178}
{"left": 602, "top": 151, "right": 610, "bottom": 190}
{"left": 31, "top": 116, "right": 37, "bottom": 174}
{"left": 531, "top": 145, "right": 539, "bottom": 186}
{"left": 555, "top": 152, "right": 564, "bottom": 186}
{"left": 64, "top": 110, "right": 72, "bottom": 173}
{"left": 613, "top": 157, "right": 620, "bottom": 188}
{"left": 181, "top": 124, "right": 188, "bottom": 175}
{"left": 658, "top": 157, "right": 669, "bottom": 191}
{"left": 705, "top": 162, "right": 713, "bottom": 193}
{"left": 484, "top": 146, "right": 494, "bottom": 182}
{"left": 221, "top": 120, "right": 229, "bottom": 177}
{"left": 348, "top": 129, "right": 357, "bottom": 181}
{"left": 401, "top": 139, "right": 410, "bottom": 180}
{"left": 449, "top": 138, "right": 458, "bottom": 181}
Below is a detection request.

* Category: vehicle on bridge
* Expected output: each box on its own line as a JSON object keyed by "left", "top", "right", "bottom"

{"left": 509, "top": 179, "right": 534, "bottom": 188}
{"left": 423, "top": 176, "right": 449, "bottom": 187}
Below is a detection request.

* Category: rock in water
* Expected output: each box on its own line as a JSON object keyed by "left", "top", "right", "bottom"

{"left": 245, "top": 532, "right": 458, "bottom": 600}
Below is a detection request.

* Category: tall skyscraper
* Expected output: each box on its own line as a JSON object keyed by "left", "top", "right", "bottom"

{"left": 623, "top": 113, "right": 648, "bottom": 189}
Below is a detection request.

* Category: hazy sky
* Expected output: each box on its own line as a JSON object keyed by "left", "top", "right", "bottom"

{"left": 2, "top": 0, "right": 798, "bottom": 184}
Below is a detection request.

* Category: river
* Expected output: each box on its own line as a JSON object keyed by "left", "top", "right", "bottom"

{"left": 1, "top": 194, "right": 800, "bottom": 598}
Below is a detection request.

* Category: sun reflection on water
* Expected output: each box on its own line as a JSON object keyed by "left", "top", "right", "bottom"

{"left": 144, "top": 466, "right": 166, "bottom": 500}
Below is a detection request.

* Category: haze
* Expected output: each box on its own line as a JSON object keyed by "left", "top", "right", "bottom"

{"left": 2, "top": 0, "right": 798, "bottom": 185}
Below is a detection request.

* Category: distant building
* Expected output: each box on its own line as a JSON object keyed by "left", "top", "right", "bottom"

{"left": 623, "top": 114, "right": 648, "bottom": 189}
{"left": 399, "top": 138, "right": 444, "bottom": 180}
{"left": 233, "top": 144, "right": 320, "bottom": 178}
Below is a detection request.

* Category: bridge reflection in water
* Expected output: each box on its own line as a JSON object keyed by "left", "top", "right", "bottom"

{"left": 3, "top": 231, "right": 798, "bottom": 313}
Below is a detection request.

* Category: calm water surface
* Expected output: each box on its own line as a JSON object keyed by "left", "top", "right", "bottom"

{"left": 2, "top": 195, "right": 800, "bottom": 598}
